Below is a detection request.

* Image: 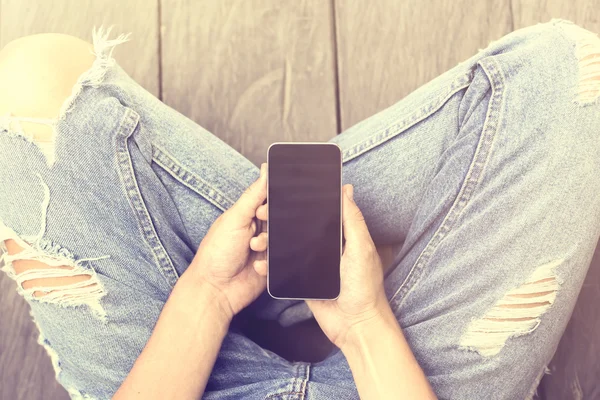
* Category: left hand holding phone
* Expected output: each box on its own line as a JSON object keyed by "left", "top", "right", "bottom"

{"left": 185, "top": 163, "right": 269, "bottom": 317}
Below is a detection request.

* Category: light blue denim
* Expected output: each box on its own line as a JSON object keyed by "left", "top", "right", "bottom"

{"left": 1, "top": 20, "right": 599, "bottom": 399}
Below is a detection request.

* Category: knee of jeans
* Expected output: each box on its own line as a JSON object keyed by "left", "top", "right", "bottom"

{"left": 0, "top": 27, "right": 131, "bottom": 168}
{"left": 479, "top": 20, "right": 600, "bottom": 107}
{"left": 0, "top": 33, "right": 96, "bottom": 141}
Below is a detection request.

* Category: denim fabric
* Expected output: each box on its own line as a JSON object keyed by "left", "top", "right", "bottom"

{"left": 1, "top": 20, "right": 599, "bottom": 399}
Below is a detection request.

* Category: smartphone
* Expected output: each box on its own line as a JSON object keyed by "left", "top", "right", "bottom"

{"left": 267, "top": 142, "right": 342, "bottom": 300}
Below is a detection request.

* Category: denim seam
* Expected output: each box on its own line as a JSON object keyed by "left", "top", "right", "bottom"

{"left": 389, "top": 56, "right": 506, "bottom": 309}
{"left": 341, "top": 72, "right": 474, "bottom": 164}
{"left": 151, "top": 144, "right": 235, "bottom": 212}
{"left": 298, "top": 363, "right": 309, "bottom": 398}
{"left": 290, "top": 363, "right": 305, "bottom": 397}
{"left": 264, "top": 392, "right": 305, "bottom": 400}
{"left": 268, "top": 363, "right": 308, "bottom": 400}
{"left": 115, "top": 107, "right": 179, "bottom": 289}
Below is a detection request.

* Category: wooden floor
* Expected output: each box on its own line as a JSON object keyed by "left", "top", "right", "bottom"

{"left": 1, "top": 1, "right": 599, "bottom": 399}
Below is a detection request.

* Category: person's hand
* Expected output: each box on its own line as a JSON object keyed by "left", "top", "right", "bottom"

{"left": 185, "top": 163, "right": 269, "bottom": 317}
{"left": 306, "top": 184, "right": 390, "bottom": 349}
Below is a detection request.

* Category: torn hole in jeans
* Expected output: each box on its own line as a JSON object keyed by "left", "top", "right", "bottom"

{"left": 0, "top": 173, "right": 110, "bottom": 321}
{"left": 459, "top": 258, "right": 562, "bottom": 357}
{"left": 554, "top": 20, "right": 600, "bottom": 105}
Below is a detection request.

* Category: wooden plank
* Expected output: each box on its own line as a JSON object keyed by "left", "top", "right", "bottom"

{"left": 512, "top": 0, "right": 600, "bottom": 32}
{"left": 0, "top": 0, "right": 159, "bottom": 97}
{"left": 334, "top": 0, "right": 513, "bottom": 130}
{"left": 161, "top": 0, "right": 338, "bottom": 166}
{"left": 0, "top": 1, "right": 158, "bottom": 399}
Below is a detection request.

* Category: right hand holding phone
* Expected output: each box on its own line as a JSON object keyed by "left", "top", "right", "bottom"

{"left": 306, "top": 184, "right": 391, "bottom": 350}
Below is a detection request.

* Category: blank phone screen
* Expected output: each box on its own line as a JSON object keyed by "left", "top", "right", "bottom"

{"left": 267, "top": 143, "right": 341, "bottom": 299}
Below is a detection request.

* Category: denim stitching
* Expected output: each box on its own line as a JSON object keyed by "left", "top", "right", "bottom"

{"left": 298, "top": 363, "right": 309, "bottom": 398}
{"left": 389, "top": 56, "right": 506, "bottom": 309}
{"left": 151, "top": 144, "right": 235, "bottom": 212}
{"left": 264, "top": 392, "right": 305, "bottom": 400}
{"left": 263, "top": 366, "right": 307, "bottom": 400}
{"left": 289, "top": 363, "right": 305, "bottom": 398}
{"left": 264, "top": 364, "right": 309, "bottom": 400}
{"left": 342, "top": 72, "right": 474, "bottom": 163}
{"left": 115, "top": 108, "right": 179, "bottom": 288}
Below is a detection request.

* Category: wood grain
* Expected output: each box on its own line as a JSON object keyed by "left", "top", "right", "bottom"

{"left": 512, "top": 0, "right": 600, "bottom": 32}
{"left": 160, "top": 0, "right": 338, "bottom": 166}
{"left": 0, "top": 0, "right": 159, "bottom": 97}
{"left": 2, "top": 1, "right": 599, "bottom": 399}
{"left": 333, "top": 0, "right": 513, "bottom": 130}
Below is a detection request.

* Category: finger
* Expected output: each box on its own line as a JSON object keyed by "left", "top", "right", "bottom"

{"left": 342, "top": 184, "right": 373, "bottom": 245}
{"left": 229, "top": 163, "right": 267, "bottom": 222}
{"left": 256, "top": 203, "right": 268, "bottom": 221}
{"left": 253, "top": 259, "right": 267, "bottom": 276}
{"left": 250, "top": 232, "right": 268, "bottom": 252}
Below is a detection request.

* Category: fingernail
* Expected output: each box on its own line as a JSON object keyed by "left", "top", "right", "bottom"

{"left": 347, "top": 185, "right": 354, "bottom": 201}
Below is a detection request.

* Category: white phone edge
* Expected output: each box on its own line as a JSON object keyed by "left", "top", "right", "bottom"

{"left": 265, "top": 142, "right": 343, "bottom": 301}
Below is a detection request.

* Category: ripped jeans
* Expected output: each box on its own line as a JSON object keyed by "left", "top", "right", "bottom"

{"left": 1, "top": 20, "right": 600, "bottom": 400}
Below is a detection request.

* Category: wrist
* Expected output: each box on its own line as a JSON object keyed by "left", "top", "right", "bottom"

{"left": 176, "top": 272, "right": 234, "bottom": 326}
{"left": 340, "top": 301, "right": 398, "bottom": 357}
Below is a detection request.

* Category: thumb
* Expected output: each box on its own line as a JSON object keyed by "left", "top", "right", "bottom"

{"left": 342, "top": 184, "right": 372, "bottom": 245}
{"left": 229, "top": 163, "right": 267, "bottom": 222}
